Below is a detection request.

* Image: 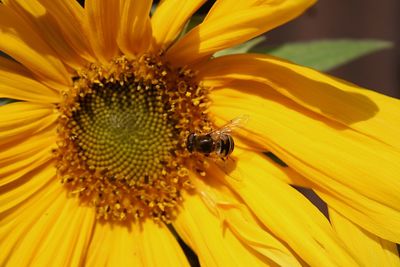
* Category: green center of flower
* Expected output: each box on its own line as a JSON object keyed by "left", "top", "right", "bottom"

{"left": 71, "top": 79, "right": 174, "bottom": 184}
{"left": 55, "top": 55, "right": 212, "bottom": 223}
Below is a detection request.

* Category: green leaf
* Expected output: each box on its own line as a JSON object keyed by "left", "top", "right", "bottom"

{"left": 214, "top": 36, "right": 267, "bottom": 57}
{"left": 0, "top": 98, "right": 10, "bottom": 106}
{"left": 176, "top": 15, "right": 205, "bottom": 42}
{"left": 0, "top": 98, "right": 15, "bottom": 106}
{"left": 184, "top": 15, "right": 204, "bottom": 34}
{"left": 254, "top": 39, "right": 393, "bottom": 71}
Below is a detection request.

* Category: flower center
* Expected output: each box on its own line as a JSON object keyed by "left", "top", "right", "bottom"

{"left": 72, "top": 79, "right": 174, "bottom": 182}
{"left": 55, "top": 55, "right": 211, "bottom": 223}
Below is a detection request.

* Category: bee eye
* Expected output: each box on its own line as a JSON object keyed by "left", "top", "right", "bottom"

{"left": 186, "top": 133, "right": 195, "bottom": 152}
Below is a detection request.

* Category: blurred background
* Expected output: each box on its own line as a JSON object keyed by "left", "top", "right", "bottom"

{"left": 266, "top": 0, "right": 400, "bottom": 98}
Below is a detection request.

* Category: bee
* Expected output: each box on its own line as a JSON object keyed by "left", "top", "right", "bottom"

{"left": 186, "top": 115, "right": 249, "bottom": 158}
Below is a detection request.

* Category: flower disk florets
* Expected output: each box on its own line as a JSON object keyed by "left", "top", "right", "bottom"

{"left": 55, "top": 55, "right": 211, "bottom": 223}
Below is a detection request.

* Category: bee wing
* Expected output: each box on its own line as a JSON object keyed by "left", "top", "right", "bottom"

{"left": 210, "top": 115, "right": 250, "bottom": 138}
{"left": 220, "top": 114, "right": 250, "bottom": 134}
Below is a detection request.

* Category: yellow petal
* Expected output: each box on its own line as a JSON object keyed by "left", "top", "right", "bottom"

{"left": 4, "top": 0, "right": 87, "bottom": 69}
{"left": 231, "top": 146, "right": 400, "bottom": 246}
{"left": 204, "top": 158, "right": 358, "bottom": 266}
{"left": 85, "top": 222, "right": 142, "bottom": 266}
{"left": 230, "top": 148, "right": 400, "bottom": 243}
{"left": 215, "top": 144, "right": 295, "bottom": 185}
{"left": 211, "top": 84, "right": 400, "bottom": 210}
{"left": 0, "top": 122, "right": 56, "bottom": 168}
{"left": 329, "top": 208, "right": 400, "bottom": 267}
{"left": 0, "top": 102, "right": 57, "bottom": 146}
{"left": 151, "top": 0, "right": 206, "bottom": 49}
{"left": 0, "top": 102, "right": 57, "bottom": 185}
{"left": 205, "top": 0, "right": 297, "bottom": 21}
{"left": 0, "top": 140, "right": 54, "bottom": 187}
{"left": 180, "top": 173, "right": 302, "bottom": 266}
{"left": 317, "top": 186, "right": 400, "bottom": 244}
{"left": 86, "top": 221, "right": 189, "bottom": 266}
{"left": 85, "top": 0, "right": 120, "bottom": 63}
{"left": 0, "top": 161, "right": 54, "bottom": 214}
{"left": 166, "top": 0, "right": 315, "bottom": 66}
{"left": 1, "top": 179, "right": 58, "bottom": 263}
{"left": 209, "top": 84, "right": 400, "bottom": 242}
{"left": 199, "top": 54, "right": 400, "bottom": 149}
{"left": 0, "top": 4, "right": 71, "bottom": 89}
{"left": 0, "top": 57, "right": 60, "bottom": 103}
{"left": 117, "top": 0, "right": 153, "bottom": 57}
{"left": 137, "top": 221, "right": 190, "bottom": 267}
{"left": 0, "top": 164, "right": 58, "bottom": 227}
{"left": 175, "top": 192, "right": 276, "bottom": 266}
{"left": 0, "top": 117, "right": 56, "bottom": 190}
{"left": 0, "top": 180, "right": 96, "bottom": 266}
{"left": 35, "top": 0, "right": 96, "bottom": 63}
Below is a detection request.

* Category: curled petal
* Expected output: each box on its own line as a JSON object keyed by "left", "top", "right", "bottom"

{"left": 199, "top": 54, "right": 400, "bottom": 149}
{"left": 209, "top": 84, "right": 400, "bottom": 242}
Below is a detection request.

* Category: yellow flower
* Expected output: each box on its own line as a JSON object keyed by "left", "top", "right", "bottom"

{"left": 1, "top": 0, "right": 399, "bottom": 266}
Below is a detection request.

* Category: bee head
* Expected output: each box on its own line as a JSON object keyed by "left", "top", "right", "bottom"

{"left": 186, "top": 133, "right": 195, "bottom": 152}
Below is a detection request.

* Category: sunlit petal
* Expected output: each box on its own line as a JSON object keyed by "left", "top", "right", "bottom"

{"left": 209, "top": 84, "right": 400, "bottom": 242}
{"left": 117, "top": 0, "right": 153, "bottom": 57}
{"left": 4, "top": 0, "right": 88, "bottom": 69}
{"left": 174, "top": 176, "right": 301, "bottom": 267}
{"left": 166, "top": 0, "right": 315, "bottom": 65}
{"left": 0, "top": 57, "right": 60, "bottom": 103}
{"left": 36, "top": 0, "right": 96, "bottom": 62}
{"left": 85, "top": 0, "right": 120, "bottom": 62}
{"left": 0, "top": 102, "right": 57, "bottom": 146}
{"left": 199, "top": 54, "right": 400, "bottom": 149}
{"left": 0, "top": 178, "right": 96, "bottom": 266}
{"left": 86, "top": 221, "right": 189, "bottom": 266}
{"left": 330, "top": 208, "right": 400, "bottom": 267}
{"left": 151, "top": 0, "right": 206, "bottom": 49}
{"left": 0, "top": 4, "right": 71, "bottom": 89}
{"left": 204, "top": 160, "right": 357, "bottom": 266}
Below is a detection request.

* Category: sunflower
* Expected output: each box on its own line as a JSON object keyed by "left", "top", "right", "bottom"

{"left": 1, "top": 0, "right": 399, "bottom": 266}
